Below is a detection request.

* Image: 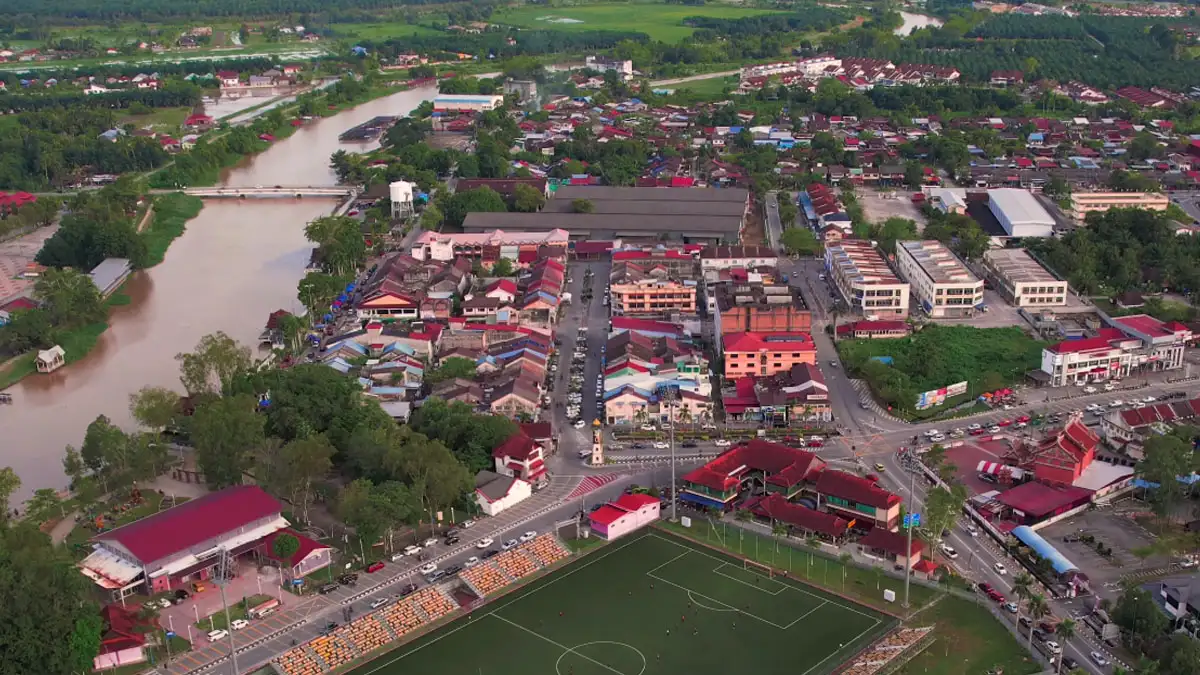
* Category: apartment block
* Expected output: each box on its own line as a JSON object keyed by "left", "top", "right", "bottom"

{"left": 895, "top": 240, "right": 983, "bottom": 318}
{"left": 722, "top": 331, "right": 816, "bottom": 379}
{"left": 1070, "top": 191, "right": 1169, "bottom": 220}
{"left": 823, "top": 240, "right": 910, "bottom": 319}
{"left": 609, "top": 260, "right": 698, "bottom": 318}
{"left": 981, "top": 248, "right": 1068, "bottom": 308}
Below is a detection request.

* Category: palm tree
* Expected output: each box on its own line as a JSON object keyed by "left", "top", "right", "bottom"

{"left": 1012, "top": 573, "right": 1034, "bottom": 627}
{"left": 1054, "top": 618, "right": 1077, "bottom": 674}
{"left": 677, "top": 405, "right": 694, "bottom": 430}
{"left": 1027, "top": 593, "right": 1050, "bottom": 647}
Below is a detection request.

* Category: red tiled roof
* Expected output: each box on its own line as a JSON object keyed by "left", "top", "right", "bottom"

{"left": 682, "top": 440, "right": 825, "bottom": 492}
{"left": 493, "top": 430, "right": 540, "bottom": 461}
{"left": 814, "top": 470, "right": 901, "bottom": 509}
{"left": 99, "top": 604, "right": 148, "bottom": 654}
{"left": 519, "top": 422, "right": 552, "bottom": 440}
{"left": 94, "top": 486, "right": 282, "bottom": 564}
{"left": 1112, "top": 314, "right": 1190, "bottom": 340}
{"left": 613, "top": 493, "right": 659, "bottom": 511}
{"left": 860, "top": 528, "right": 923, "bottom": 557}
{"left": 572, "top": 241, "right": 614, "bottom": 254}
{"left": 590, "top": 505, "right": 628, "bottom": 526}
{"left": 0, "top": 297, "right": 37, "bottom": 313}
{"left": 744, "top": 493, "right": 848, "bottom": 538}
{"left": 722, "top": 332, "right": 815, "bottom": 354}
{"left": 262, "top": 528, "right": 329, "bottom": 567}
{"left": 1046, "top": 328, "right": 1126, "bottom": 354}
{"left": 995, "top": 481, "right": 1092, "bottom": 518}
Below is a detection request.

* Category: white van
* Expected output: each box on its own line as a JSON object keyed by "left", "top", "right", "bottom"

{"left": 207, "top": 629, "right": 229, "bottom": 642}
{"left": 577, "top": 449, "right": 592, "bottom": 459}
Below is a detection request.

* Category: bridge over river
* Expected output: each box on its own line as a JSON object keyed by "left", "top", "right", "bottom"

{"left": 180, "top": 186, "right": 353, "bottom": 198}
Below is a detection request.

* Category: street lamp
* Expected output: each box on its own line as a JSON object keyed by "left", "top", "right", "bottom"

{"left": 661, "top": 386, "right": 679, "bottom": 522}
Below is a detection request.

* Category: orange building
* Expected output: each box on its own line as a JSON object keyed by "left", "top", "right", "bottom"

{"left": 713, "top": 281, "right": 812, "bottom": 336}
{"left": 610, "top": 278, "right": 697, "bottom": 317}
{"left": 722, "top": 332, "right": 816, "bottom": 379}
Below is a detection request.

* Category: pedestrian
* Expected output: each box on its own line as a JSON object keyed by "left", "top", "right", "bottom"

{"left": 559, "top": 611, "right": 564, "bottom": 617}
{"left": 681, "top": 615, "right": 686, "bottom": 622}
{"left": 666, "top": 629, "right": 671, "bottom": 636}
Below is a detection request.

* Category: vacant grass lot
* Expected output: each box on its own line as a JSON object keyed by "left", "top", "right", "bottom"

{"left": 334, "top": 21, "right": 445, "bottom": 41}
{"left": 342, "top": 531, "right": 891, "bottom": 675}
{"left": 494, "top": 1, "right": 787, "bottom": 42}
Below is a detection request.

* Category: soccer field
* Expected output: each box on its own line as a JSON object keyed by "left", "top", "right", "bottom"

{"left": 344, "top": 531, "right": 894, "bottom": 675}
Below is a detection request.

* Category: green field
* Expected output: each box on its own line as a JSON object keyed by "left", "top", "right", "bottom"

{"left": 493, "top": 1, "right": 787, "bottom": 42}
{"left": 334, "top": 22, "right": 445, "bottom": 41}
{"left": 346, "top": 531, "right": 892, "bottom": 675}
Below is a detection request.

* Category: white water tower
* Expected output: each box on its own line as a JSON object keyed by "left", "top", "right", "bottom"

{"left": 389, "top": 180, "right": 414, "bottom": 219}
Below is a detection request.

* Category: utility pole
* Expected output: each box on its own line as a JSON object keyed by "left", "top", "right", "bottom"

{"left": 216, "top": 548, "right": 241, "bottom": 675}
{"left": 663, "top": 387, "right": 679, "bottom": 522}
{"left": 903, "top": 470, "right": 915, "bottom": 610}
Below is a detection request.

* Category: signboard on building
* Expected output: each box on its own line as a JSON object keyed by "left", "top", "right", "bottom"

{"left": 915, "top": 381, "right": 968, "bottom": 410}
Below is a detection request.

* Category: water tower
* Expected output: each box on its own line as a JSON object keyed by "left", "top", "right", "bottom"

{"left": 389, "top": 180, "right": 414, "bottom": 219}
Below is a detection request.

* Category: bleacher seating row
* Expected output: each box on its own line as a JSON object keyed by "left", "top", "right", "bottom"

{"left": 841, "top": 626, "right": 936, "bottom": 675}
{"left": 272, "top": 535, "right": 572, "bottom": 675}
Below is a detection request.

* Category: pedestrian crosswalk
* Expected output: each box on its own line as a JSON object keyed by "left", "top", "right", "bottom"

{"left": 851, "top": 380, "right": 904, "bottom": 424}
{"left": 566, "top": 473, "right": 625, "bottom": 500}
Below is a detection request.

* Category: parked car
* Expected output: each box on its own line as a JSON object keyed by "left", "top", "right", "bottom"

{"left": 460, "top": 519, "right": 476, "bottom": 529}
{"left": 444, "top": 564, "right": 462, "bottom": 576}
{"left": 421, "top": 537, "right": 437, "bottom": 548}
{"left": 398, "top": 583, "right": 417, "bottom": 597}
{"left": 338, "top": 573, "right": 358, "bottom": 586}
{"left": 1002, "top": 602, "right": 1019, "bottom": 613}
{"left": 653, "top": 442, "right": 669, "bottom": 449}
{"left": 993, "top": 562, "right": 1008, "bottom": 575}
{"left": 476, "top": 537, "right": 494, "bottom": 549}
{"left": 318, "top": 583, "right": 340, "bottom": 595}
{"left": 444, "top": 536, "right": 461, "bottom": 546}
{"left": 418, "top": 562, "right": 437, "bottom": 575}
{"left": 208, "top": 629, "right": 229, "bottom": 642}
{"left": 403, "top": 545, "right": 421, "bottom": 556}
{"left": 464, "top": 556, "right": 480, "bottom": 568}
{"left": 1089, "top": 651, "right": 1109, "bottom": 666}
{"left": 481, "top": 549, "right": 500, "bottom": 559}
{"left": 939, "top": 543, "right": 959, "bottom": 559}
{"left": 427, "top": 570, "right": 447, "bottom": 582}
{"left": 370, "top": 597, "right": 391, "bottom": 609}
{"left": 366, "top": 561, "right": 385, "bottom": 573}
{"left": 230, "top": 619, "right": 249, "bottom": 630}
{"left": 714, "top": 439, "right": 732, "bottom": 447}
{"left": 519, "top": 530, "right": 537, "bottom": 543}
{"left": 502, "top": 539, "right": 519, "bottom": 550}
{"left": 390, "top": 551, "right": 406, "bottom": 562}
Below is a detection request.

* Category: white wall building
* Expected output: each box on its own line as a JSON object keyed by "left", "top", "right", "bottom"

{"left": 824, "top": 240, "right": 910, "bottom": 318}
{"left": 1039, "top": 314, "right": 1192, "bottom": 387}
{"left": 585, "top": 55, "right": 633, "bottom": 80}
{"left": 474, "top": 471, "right": 532, "bottom": 516}
{"left": 981, "top": 248, "right": 1068, "bottom": 308}
{"left": 894, "top": 240, "right": 983, "bottom": 318}
{"left": 389, "top": 180, "right": 414, "bottom": 219}
{"left": 988, "top": 188, "right": 1055, "bottom": 238}
{"left": 432, "top": 94, "right": 505, "bottom": 113}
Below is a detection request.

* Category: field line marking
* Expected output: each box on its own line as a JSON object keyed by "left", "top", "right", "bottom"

{"left": 645, "top": 571, "right": 787, "bottom": 630}
{"left": 490, "top": 613, "right": 628, "bottom": 675}
{"left": 352, "top": 533, "right": 651, "bottom": 675}
{"left": 647, "top": 550, "right": 691, "bottom": 575}
{"left": 780, "top": 600, "right": 829, "bottom": 630}
{"left": 711, "top": 563, "right": 786, "bottom": 596}
{"left": 797, "top": 619, "right": 883, "bottom": 675}
{"left": 648, "top": 533, "right": 883, "bottom": 621}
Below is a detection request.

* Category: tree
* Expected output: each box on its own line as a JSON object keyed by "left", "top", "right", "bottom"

{"left": 23, "top": 488, "right": 64, "bottom": 524}
{"left": 512, "top": 183, "right": 546, "bottom": 213}
{"left": 129, "top": 386, "right": 179, "bottom": 439}
{"left": 0, "top": 467, "right": 19, "bottom": 524}
{"left": 1138, "top": 433, "right": 1192, "bottom": 526}
{"left": 781, "top": 227, "right": 821, "bottom": 256}
{"left": 1162, "top": 633, "right": 1200, "bottom": 675}
{"left": 176, "top": 332, "right": 252, "bottom": 397}
{"left": 304, "top": 215, "right": 367, "bottom": 276}
{"left": 923, "top": 483, "right": 967, "bottom": 544}
{"left": 1012, "top": 572, "right": 1034, "bottom": 627}
{"left": 189, "top": 394, "right": 264, "bottom": 489}
{"left": 425, "top": 356, "right": 477, "bottom": 384}
{"left": 34, "top": 267, "right": 106, "bottom": 330}
{"left": 491, "top": 258, "right": 515, "bottom": 277}
{"left": 419, "top": 204, "right": 443, "bottom": 231}
{"left": 904, "top": 161, "right": 925, "bottom": 188}
{"left": 1128, "top": 132, "right": 1163, "bottom": 162}
{"left": 259, "top": 435, "right": 334, "bottom": 524}
{"left": 1054, "top": 618, "right": 1077, "bottom": 674}
{"left": 0, "top": 522, "right": 102, "bottom": 675}
{"left": 1044, "top": 174, "right": 1072, "bottom": 200}
{"left": 80, "top": 414, "right": 132, "bottom": 491}
{"left": 869, "top": 217, "right": 919, "bottom": 255}
{"left": 571, "top": 198, "right": 595, "bottom": 214}
{"left": 1112, "top": 587, "right": 1168, "bottom": 654}
{"left": 777, "top": 192, "right": 799, "bottom": 228}
{"left": 271, "top": 531, "right": 301, "bottom": 562}
{"left": 1026, "top": 593, "right": 1050, "bottom": 646}
{"left": 441, "top": 187, "right": 507, "bottom": 228}
{"left": 298, "top": 272, "right": 351, "bottom": 318}
{"left": 338, "top": 478, "right": 417, "bottom": 555}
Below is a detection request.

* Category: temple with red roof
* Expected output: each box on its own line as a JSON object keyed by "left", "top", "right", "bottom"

{"left": 79, "top": 486, "right": 289, "bottom": 599}
{"left": 1005, "top": 415, "right": 1099, "bottom": 486}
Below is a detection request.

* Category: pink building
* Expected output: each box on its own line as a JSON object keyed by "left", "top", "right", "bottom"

{"left": 588, "top": 493, "right": 661, "bottom": 540}
{"left": 722, "top": 331, "right": 816, "bottom": 379}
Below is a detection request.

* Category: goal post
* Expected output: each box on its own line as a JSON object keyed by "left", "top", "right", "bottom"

{"left": 743, "top": 559, "right": 774, "bottom": 579}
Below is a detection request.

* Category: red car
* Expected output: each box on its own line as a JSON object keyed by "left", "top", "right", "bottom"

{"left": 988, "top": 590, "right": 1006, "bottom": 603}
{"left": 997, "top": 419, "right": 1013, "bottom": 427}
{"left": 978, "top": 582, "right": 994, "bottom": 593}
{"left": 1016, "top": 415, "right": 1031, "bottom": 423}
{"left": 366, "top": 561, "right": 385, "bottom": 573}
{"left": 807, "top": 439, "right": 824, "bottom": 448}
{"left": 969, "top": 428, "right": 986, "bottom": 436}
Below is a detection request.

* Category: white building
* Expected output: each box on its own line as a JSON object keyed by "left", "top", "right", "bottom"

{"left": 389, "top": 180, "right": 414, "bottom": 219}
{"left": 698, "top": 245, "right": 778, "bottom": 273}
{"left": 988, "top": 188, "right": 1055, "bottom": 238}
{"left": 895, "top": 240, "right": 983, "bottom": 318}
{"left": 1039, "top": 314, "right": 1192, "bottom": 387}
{"left": 585, "top": 55, "right": 633, "bottom": 80}
{"left": 1070, "top": 191, "right": 1169, "bottom": 220}
{"left": 474, "top": 471, "right": 532, "bottom": 516}
{"left": 432, "top": 94, "right": 505, "bottom": 113}
{"left": 824, "top": 240, "right": 910, "bottom": 319}
{"left": 981, "top": 248, "right": 1068, "bottom": 308}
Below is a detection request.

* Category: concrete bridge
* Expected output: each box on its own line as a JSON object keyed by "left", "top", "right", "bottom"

{"left": 181, "top": 186, "right": 352, "bottom": 199}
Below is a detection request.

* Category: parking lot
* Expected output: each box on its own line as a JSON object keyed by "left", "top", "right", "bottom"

{"left": 858, "top": 188, "right": 928, "bottom": 228}
{"left": 1039, "top": 509, "right": 1166, "bottom": 588}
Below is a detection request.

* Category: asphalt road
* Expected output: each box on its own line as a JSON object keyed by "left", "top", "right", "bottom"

{"left": 764, "top": 191, "right": 783, "bottom": 252}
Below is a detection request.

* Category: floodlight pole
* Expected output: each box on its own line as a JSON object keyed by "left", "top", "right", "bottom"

{"left": 902, "top": 471, "right": 915, "bottom": 610}
{"left": 664, "top": 388, "right": 679, "bottom": 522}
{"left": 216, "top": 548, "right": 241, "bottom": 675}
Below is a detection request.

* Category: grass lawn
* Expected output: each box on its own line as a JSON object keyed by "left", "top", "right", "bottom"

{"left": 903, "top": 596, "right": 1041, "bottom": 675}
{"left": 493, "top": 1, "right": 787, "bottom": 42}
{"left": 119, "top": 106, "right": 193, "bottom": 132}
{"left": 342, "top": 531, "right": 892, "bottom": 675}
{"left": 65, "top": 491, "right": 182, "bottom": 552}
{"left": 195, "top": 594, "right": 273, "bottom": 632}
{"left": 669, "top": 74, "right": 738, "bottom": 98}
{"left": 108, "top": 635, "right": 192, "bottom": 675}
{"left": 334, "top": 21, "right": 445, "bottom": 41}
{"left": 141, "top": 193, "right": 204, "bottom": 267}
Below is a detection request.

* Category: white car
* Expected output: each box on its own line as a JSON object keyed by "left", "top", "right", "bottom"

{"left": 422, "top": 537, "right": 438, "bottom": 548}
{"left": 1044, "top": 640, "right": 1062, "bottom": 655}
{"left": 965, "top": 522, "right": 978, "bottom": 537}
{"left": 464, "top": 556, "right": 480, "bottom": 568}
{"left": 1083, "top": 386, "right": 1097, "bottom": 394}
{"left": 1103, "top": 383, "right": 1115, "bottom": 391}
{"left": 653, "top": 442, "right": 669, "bottom": 449}
{"left": 829, "top": 360, "right": 839, "bottom": 368}
{"left": 923, "top": 430, "right": 941, "bottom": 438}
{"left": 640, "top": 424, "right": 656, "bottom": 431}
{"left": 929, "top": 434, "right": 946, "bottom": 443}
{"left": 967, "top": 423, "right": 982, "bottom": 431}
{"left": 1110, "top": 399, "right": 1124, "bottom": 408}
{"left": 1014, "top": 422, "right": 1027, "bottom": 429}
{"left": 207, "top": 629, "right": 229, "bottom": 642}
{"left": 460, "top": 519, "right": 475, "bottom": 529}
{"left": 573, "top": 420, "right": 587, "bottom": 430}
{"left": 403, "top": 545, "right": 421, "bottom": 556}
{"left": 419, "top": 562, "right": 437, "bottom": 575}
{"left": 475, "top": 537, "right": 494, "bottom": 549}
{"left": 714, "top": 439, "right": 732, "bottom": 447}
{"left": 1143, "top": 395, "right": 1157, "bottom": 403}
{"left": 390, "top": 551, "right": 405, "bottom": 562}
{"left": 939, "top": 543, "right": 959, "bottom": 559}
{"left": 230, "top": 619, "right": 249, "bottom": 630}
{"left": 370, "top": 597, "right": 391, "bottom": 609}
{"left": 519, "top": 530, "right": 537, "bottom": 543}
{"left": 988, "top": 425, "right": 1001, "bottom": 433}
{"left": 1089, "top": 651, "right": 1109, "bottom": 666}
{"left": 501, "top": 539, "right": 518, "bottom": 550}
{"left": 994, "top": 562, "right": 1008, "bottom": 575}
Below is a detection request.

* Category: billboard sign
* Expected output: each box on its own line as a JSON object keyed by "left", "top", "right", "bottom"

{"left": 915, "top": 381, "right": 968, "bottom": 410}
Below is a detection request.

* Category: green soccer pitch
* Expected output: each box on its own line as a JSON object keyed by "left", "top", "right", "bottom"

{"left": 342, "top": 530, "right": 896, "bottom": 675}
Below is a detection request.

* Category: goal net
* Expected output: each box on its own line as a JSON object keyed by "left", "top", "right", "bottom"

{"left": 744, "top": 559, "right": 774, "bottom": 579}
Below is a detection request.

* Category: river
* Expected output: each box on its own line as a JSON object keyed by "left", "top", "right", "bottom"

{"left": 0, "top": 83, "right": 439, "bottom": 502}
{"left": 895, "top": 11, "right": 944, "bottom": 36}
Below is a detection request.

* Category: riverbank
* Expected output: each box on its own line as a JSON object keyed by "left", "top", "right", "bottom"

{"left": 0, "top": 192, "right": 204, "bottom": 391}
